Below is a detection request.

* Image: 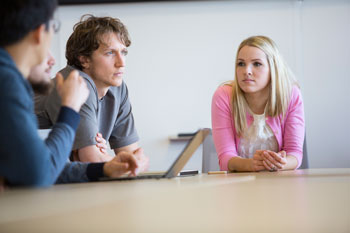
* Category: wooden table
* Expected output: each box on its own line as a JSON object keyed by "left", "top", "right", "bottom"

{"left": 0, "top": 168, "right": 349, "bottom": 233}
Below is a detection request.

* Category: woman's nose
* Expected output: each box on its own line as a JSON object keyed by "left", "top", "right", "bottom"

{"left": 244, "top": 65, "right": 252, "bottom": 76}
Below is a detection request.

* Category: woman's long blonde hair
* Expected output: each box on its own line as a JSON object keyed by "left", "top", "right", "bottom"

{"left": 231, "top": 35, "right": 297, "bottom": 137}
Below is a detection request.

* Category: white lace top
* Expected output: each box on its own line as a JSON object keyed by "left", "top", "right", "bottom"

{"left": 237, "top": 108, "right": 279, "bottom": 159}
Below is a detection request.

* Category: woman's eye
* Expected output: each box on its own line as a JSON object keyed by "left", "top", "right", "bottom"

{"left": 254, "top": 62, "right": 262, "bottom": 67}
{"left": 106, "top": 51, "right": 113, "bottom": 55}
{"left": 237, "top": 62, "right": 245, "bottom": 67}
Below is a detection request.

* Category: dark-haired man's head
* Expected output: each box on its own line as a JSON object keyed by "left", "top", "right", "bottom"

{"left": 0, "top": 0, "right": 59, "bottom": 80}
{"left": 0, "top": 0, "right": 58, "bottom": 47}
{"left": 65, "top": 15, "right": 131, "bottom": 91}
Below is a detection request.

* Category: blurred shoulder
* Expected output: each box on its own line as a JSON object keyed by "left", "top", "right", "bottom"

{"left": 290, "top": 85, "right": 303, "bottom": 100}
{"left": 214, "top": 82, "right": 233, "bottom": 98}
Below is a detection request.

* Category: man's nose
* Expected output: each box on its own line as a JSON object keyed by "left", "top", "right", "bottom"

{"left": 115, "top": 53, "right": 125, "bottom": 67}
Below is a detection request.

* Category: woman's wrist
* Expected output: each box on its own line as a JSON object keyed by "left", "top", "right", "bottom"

{"left": 284, "top": 155, "right": 298, "bottom": 170}
{"left": 228, "top": 157, "right": 254, "bottom": 172}
{"left": 246, "top": 158, "right": 258, "bottom": 172}
{"left": 227, "top": 157, "right": 234, "bottom": 172}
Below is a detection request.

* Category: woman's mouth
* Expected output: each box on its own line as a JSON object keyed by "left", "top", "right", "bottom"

{"left": 243, "top": 79, "right": 254, "bottom": 83}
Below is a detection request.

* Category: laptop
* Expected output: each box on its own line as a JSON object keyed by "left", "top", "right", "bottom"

{"left": 99, "top": 128, "right": 210, "bottom": 181}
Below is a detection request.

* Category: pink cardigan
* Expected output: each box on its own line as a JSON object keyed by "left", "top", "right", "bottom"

{"left": 211, "top": 85, "right": 305, "bottom": 171}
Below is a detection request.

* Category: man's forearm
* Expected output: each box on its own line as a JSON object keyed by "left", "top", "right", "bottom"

{"left": 113, "top": 142, "right": 139, "bottom": 154}
{"left": 97, "top": 152, "right": 114, "bottom": 162}
{"left": 78, "top": 145, "right": 114, "bottom": 162}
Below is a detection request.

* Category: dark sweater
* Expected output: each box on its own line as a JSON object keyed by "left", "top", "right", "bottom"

{"left": 0, "top": 48, "right": 104, "bottom": 186}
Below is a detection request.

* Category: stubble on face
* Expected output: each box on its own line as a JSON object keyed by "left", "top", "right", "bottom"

{"left": 30, "top": 27, "right": 55, "bottom": 95}
{"left": 28, "top": 56, "right": 55, "bottom": 95}
{"left": 30, "top": 79, "right": 53, "bottom": 95}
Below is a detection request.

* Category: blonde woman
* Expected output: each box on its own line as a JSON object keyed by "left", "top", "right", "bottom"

{"left": 211, "top": 36, "right": 305, "bottom": 172}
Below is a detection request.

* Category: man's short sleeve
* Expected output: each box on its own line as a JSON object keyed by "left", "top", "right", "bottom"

{"left": 35, "top": 86, "right": 61, "bottom": 129}
{"left": 35, "top": 66, "right": 139, "bottom": 151}
{"left": 72, "top": 84, "right": 99, "bottom": 150}
{"left": 35, "top": 73, "right": 99, "bottom": 150}
{"left": 108, "top": 84, "right": 139, "bottom": 149}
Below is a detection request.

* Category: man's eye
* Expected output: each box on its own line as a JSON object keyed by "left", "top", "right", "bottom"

{"left": 106, "top": 51, "right": 114, "bottom": 55}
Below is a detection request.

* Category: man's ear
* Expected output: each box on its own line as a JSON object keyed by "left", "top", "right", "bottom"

{"left": 79, "top": 56, "right": 90, "bottom": 70}
{"left": 32, "top": 24, "right": 46, "bottom": 45}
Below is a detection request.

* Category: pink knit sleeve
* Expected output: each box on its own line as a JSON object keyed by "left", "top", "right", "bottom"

{"left": 211, "top": 85, "right": 239, "bottom": 171}
{"left": 283, "top": 86, "right": 305, "bottom": 168}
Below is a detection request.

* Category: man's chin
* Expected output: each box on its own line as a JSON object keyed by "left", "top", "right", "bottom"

{"left": 111, "top": 77, "right": 123, "bottom": 87}
{"left": 30, "top": 80, "right": 54, "bottom": 95}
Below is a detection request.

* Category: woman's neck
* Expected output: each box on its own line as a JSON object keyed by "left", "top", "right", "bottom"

{"left": 244, "top": 88, "right": 269, "bottom": 115}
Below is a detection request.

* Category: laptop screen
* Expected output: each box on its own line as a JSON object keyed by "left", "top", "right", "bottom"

{"left": 164, "top": 128, "right": 210, "bottom": 178}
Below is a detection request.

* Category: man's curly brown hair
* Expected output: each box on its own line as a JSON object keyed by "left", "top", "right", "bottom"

{"left": 65, "top": 14, "right": 131, "bottom": 70}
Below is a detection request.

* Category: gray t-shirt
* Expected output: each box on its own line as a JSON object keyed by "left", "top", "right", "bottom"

{"left": 35, "top": 65, "right": 139, "bottom": 150}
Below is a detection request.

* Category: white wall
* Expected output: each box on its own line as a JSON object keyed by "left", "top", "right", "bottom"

{"left": 301, "top": 0, "right": 350, "bottom": 168}
{"left": 51, "top": 0, "right": 350, "bottom": 170}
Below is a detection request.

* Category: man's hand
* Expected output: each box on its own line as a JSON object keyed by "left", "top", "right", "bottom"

{"left": 95, "top": 133, "right": 107, "bottom": 154}
{"left": 133, "top": 147, "right": 149, "bottom": 174}
{"left": 56, "top": 70, "right": 89, "bottom": 113}
{"left": 103, "top": 151, "right": 138, "bottom": 177}
{"left": 114, "top": 143, "right": 150, "bottom": 175}
{"left": 0, "top": 176, "right": 6, "bottom": 192}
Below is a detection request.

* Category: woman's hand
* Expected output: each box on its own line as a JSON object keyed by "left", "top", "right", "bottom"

{"left": 261, "top": 150, "right": 287, "bottom": 171}
{"left": 251, "top": 150, "right": 266, "bottom": 172}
